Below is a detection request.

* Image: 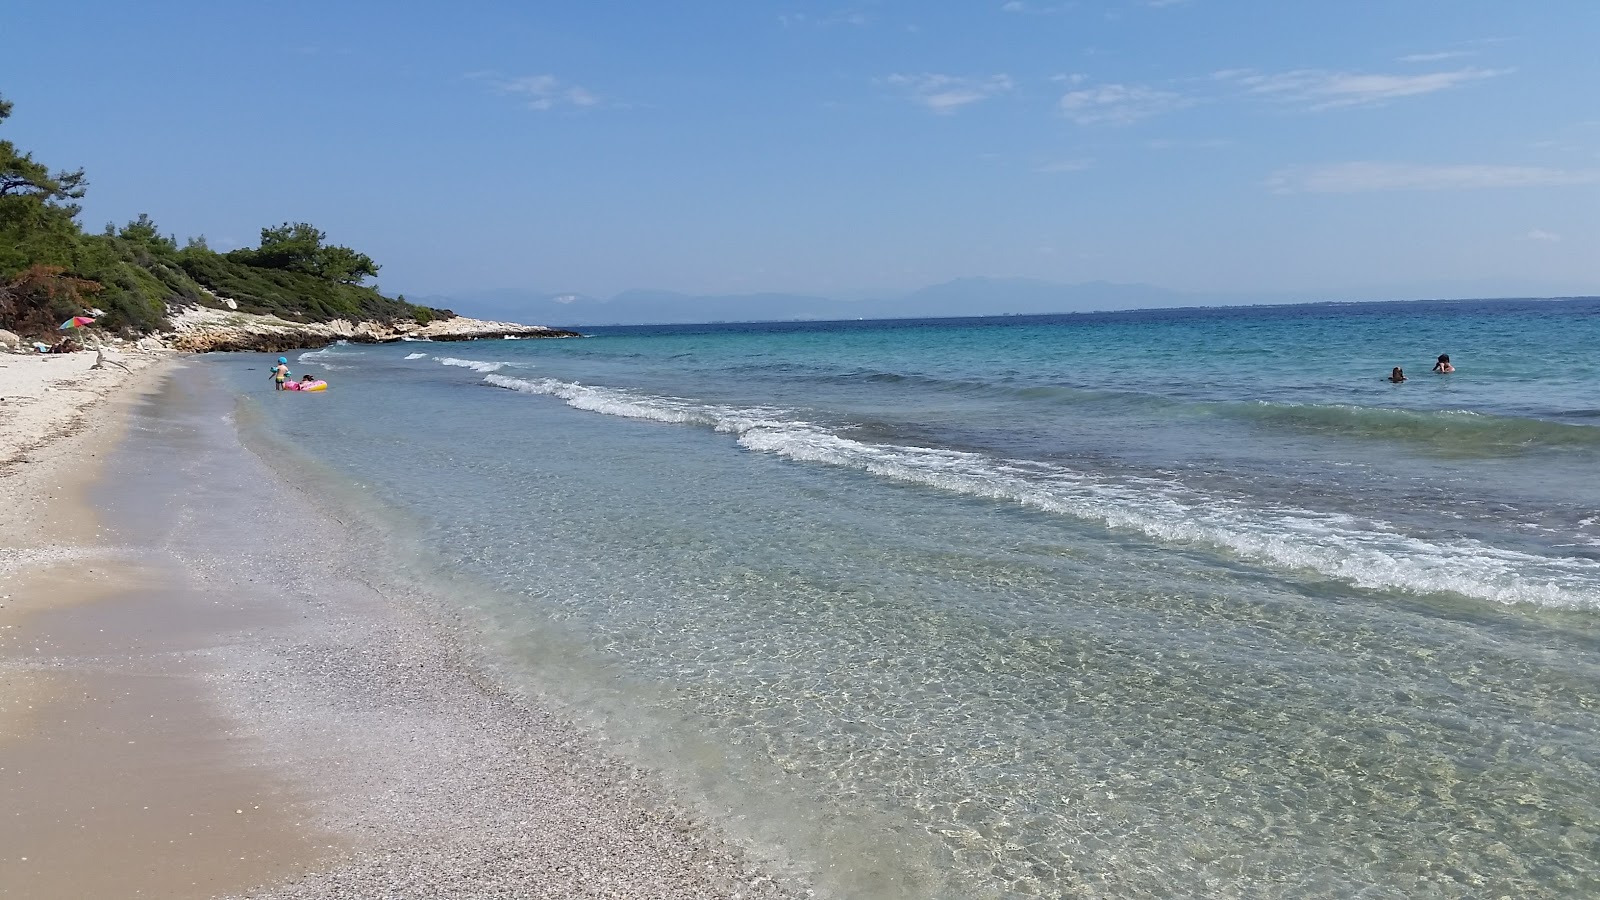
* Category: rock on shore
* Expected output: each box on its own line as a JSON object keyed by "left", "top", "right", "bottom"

{"left": 163, "top": 305, "right": 581, "bottom": 353}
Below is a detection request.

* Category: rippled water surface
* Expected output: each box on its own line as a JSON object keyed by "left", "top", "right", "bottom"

{"left": 222, "top": 299, "right": 1600, "bottom": 898}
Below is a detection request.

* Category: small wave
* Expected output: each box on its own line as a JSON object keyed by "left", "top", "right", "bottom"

{"left": 297, "top": 341, "right": 350, "bottom": 363}
{"left": 485, "top": 374, "right": 790, "bottom": 431}
{"left": 483, "top": 375, "right": 1600, "bottom": 611}
{"left": 438, "top": 357, "right": 506, "bottom": 374}
{"left": 404, "top": 352, "right": 429, "bottom": 360}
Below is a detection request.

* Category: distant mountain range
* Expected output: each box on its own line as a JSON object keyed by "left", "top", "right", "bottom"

{"left": 416, "top": 276, "right": 1599, "bottom": 328}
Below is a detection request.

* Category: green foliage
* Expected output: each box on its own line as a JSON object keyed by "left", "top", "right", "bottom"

{"left": 0, "top": 94, "right": 84, "bottom": 280}
{"left": 0, "top": 188, "right": 80, "bottom": 276}
{"left": 178, "top": 250, "right": 431, "bottom": 324}
{"left": 71, "top": 230, "right": 202, "bottom": 332}
{"left": 117, "top": 212, "right": 178, "bottom": 257}
{"left": 227, "top": 221, "right": 380, "bottom": 284}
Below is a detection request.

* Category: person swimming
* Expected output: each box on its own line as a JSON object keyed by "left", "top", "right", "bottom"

{"left": 271, "top": 357, "right": 290, "bottom": 390}
{"left": 1432, "top": 354, "right": 1454, "bottom": 373}
{"left": 1389, "top": 367, "right": 1406, "bottom": 383}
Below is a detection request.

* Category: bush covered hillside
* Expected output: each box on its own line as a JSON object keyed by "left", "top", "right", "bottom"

{"left": 0, "top": 93, "right": 449, "bottom": 339}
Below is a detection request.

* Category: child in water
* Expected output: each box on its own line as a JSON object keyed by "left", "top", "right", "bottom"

{"left": 1389, "top": 367, "right": 1406, "bottom": 383}
{"left": 270, "top": 357, "right": 290, "bottom": 390}
{"left": 1432, "top": 354, "right": 1454, "bottom": 373}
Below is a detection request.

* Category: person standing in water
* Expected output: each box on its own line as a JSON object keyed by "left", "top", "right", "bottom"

{"left": 1389, "top": 367, "right": 1407, "bottom": 383}
{"left": 1432, "top": 354, "right": 1454, "bottom": 373}
{"left": 271, "top": 357, "right": 290, "bottom": 390}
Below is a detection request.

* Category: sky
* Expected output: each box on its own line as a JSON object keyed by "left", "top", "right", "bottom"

{"left": 4, "top": 1, "right": 1598, "bottom": 304}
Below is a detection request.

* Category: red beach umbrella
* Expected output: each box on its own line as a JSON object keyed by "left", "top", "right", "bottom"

{"left": 59, "top": 316, "right": 96, "bottom": 330}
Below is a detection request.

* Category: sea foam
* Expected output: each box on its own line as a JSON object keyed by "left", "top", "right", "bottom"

{"left": 485, "top": 373, "right": 1600, "bottom": 610}
{"left": 438, "top": 357, "right": 506, "bottom": 374}
{"left": 298, "top": 341, "right": 349, "bottom": 363}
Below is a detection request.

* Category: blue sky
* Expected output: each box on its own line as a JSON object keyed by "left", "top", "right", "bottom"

{"left": 5, "top": 1, "right": 1597, "bottom": 302}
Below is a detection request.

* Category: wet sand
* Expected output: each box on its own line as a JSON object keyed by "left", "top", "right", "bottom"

{"left": 1, "top": 360, "right": 803, "bottom": 898}
{"left": 1, "top": 356, "right": 332, "bottom": 898}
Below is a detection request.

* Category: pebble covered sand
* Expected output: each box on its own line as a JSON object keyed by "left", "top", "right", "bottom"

{"left": 3, "top": 355, "right": 812, "bottom": 898}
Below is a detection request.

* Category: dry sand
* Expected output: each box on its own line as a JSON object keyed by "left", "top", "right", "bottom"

{"left": 0, "top": 349, "right": 808, "bottom": 899}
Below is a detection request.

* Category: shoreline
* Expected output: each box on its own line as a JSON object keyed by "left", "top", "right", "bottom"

{"left": 162, "top": 305, "right": 582, "bottom": 353}
{"left": 1, "top": 354, "right": 340, "bottom": 897}
{"left": 0, "top": 354, "right": 805, "bottom": 896}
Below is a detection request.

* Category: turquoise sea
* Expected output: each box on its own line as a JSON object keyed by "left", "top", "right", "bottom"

{"left": 216, "top": 298, "right": 1600, "bottom": 898}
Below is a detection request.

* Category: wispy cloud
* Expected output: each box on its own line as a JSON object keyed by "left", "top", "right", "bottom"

{"left": 1058, "top": 80, "right": 1189, "bottom": 125}
{"left": 467, "top": 72, "right": 604, "bottom": 111}
{"left": 1001, "top": 1, "right": 1075, "bottom": 14}
{"left": 780, "top": 10, "right": 869, "bottom": 27}
{"left": 475, "top": 73, "right": 600, "bottom": 111}
{"left": 1142, "top": 0, "right": 1191, "bottom": 7}
{"left": 1216, "top": 66, "right": 1510, "bottom": 110}
{"left": 1036, "top": 158, "right": 1095, "bottom": 173}
{"left": 1525, "top": 229, "right": 1562, "bottom": 242}
{"left": 1266, "top": 162, "right": 1600, "bottom": 194}
{"left": 886, "top": 73, "right": 1014, "bottom": 114}
{"left": 1398, "top": 51, "right": 1472, "bottom": 63}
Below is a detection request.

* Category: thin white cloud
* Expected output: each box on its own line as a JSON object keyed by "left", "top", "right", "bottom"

{"left": 1398, "top": 51, "right": 1472, "bottom": 63}
{"left": 1036, "top": 158, "right": 1095, "bottom": 173}
{"left": 1526, "top": 229, "right": 1562, "bottom": 242}
{"left": 1142, "top": 0, "right": 1191, "bottom": 7}
{"left": 480, "top": 73, "right": 601, "bottom": 111}
{"left": 1216, "top": 66, "right": 1510, "bottom": 110}
{"left": 1058, "top": 82, "right": 1188, "bottom": 125}
{"left": 1266, "top": 162, "right": 1600, "bottom": 194}
{"left": 887, "top": 73, "right": 1014, "bottom": 114}
{"left": 1001, "top": 1, "right": 1075, "bottom": 13}
{"left": 780, "top": 9, "right": 869, "bottom": 27}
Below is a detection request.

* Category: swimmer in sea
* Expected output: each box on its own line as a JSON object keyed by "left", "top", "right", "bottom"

{"left": 271, "top": 357, "right": 290, "bottom": 390}
{"left": 1432, "top": 354, "right": 1454, "bottom": 373}
{"left": 1389, "top": 367, "right": 1406, "bottom": 383}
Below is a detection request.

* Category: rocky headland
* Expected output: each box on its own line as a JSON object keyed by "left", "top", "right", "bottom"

{"left": 161, "top": 305, "right": 580, "bottom": 353}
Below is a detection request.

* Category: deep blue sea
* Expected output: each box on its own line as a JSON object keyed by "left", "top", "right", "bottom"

{"left": 214, "top": 298, "right": 1600, "bottom": 898}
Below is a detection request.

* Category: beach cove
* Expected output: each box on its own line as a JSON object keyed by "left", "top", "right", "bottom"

{"left": 2, "top": 297, "right": 1599, "bottom": 899}
{"left": 0, "top": 352, "right": 805, "bottom": 898}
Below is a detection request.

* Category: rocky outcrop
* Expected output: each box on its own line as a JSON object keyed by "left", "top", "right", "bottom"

{"left": 163, "top": 306, "right": 580, "bottom": 353}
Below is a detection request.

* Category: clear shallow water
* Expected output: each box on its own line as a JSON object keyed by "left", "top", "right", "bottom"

{"left": 220, "top": 299, "right": 1600, "bottom": 898}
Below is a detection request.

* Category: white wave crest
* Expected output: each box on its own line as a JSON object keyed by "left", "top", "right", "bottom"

{"left": 404, "top": 352, "right": 429, "bottom": 360}
{"left": 438, "top": 357, "right": 505, "bottom": 373}
{"left": 298, "top": 341, "right": 349, "bottom": 363}
{"left": 483, "top": 374, "right": 1600, "bottom": 610}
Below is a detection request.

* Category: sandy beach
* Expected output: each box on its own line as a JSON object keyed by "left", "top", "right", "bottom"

{"left": 0, "top": 352, "right": 804, "bottom": 899}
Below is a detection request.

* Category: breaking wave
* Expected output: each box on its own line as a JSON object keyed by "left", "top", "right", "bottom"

{"left": 483, "top": 374, "right": 1600, "bottom": 610}
{"left": 438, "top": 357, "right": 506, "bottom": 374}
